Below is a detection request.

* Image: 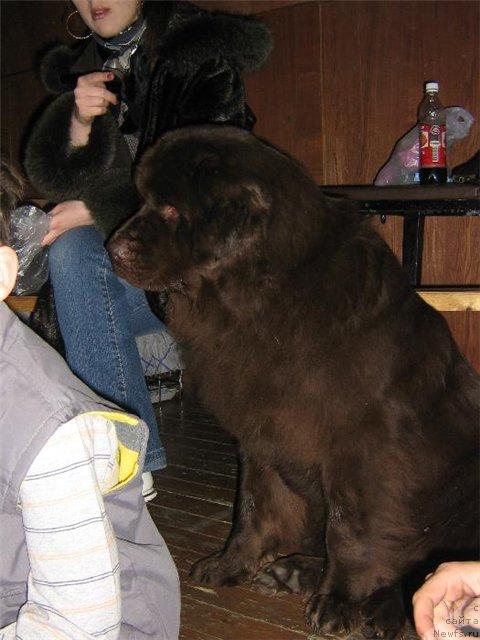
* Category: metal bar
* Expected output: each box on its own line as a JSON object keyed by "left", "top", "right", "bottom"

{"left": 402, "top": 213, "right": 425, "bottom": 287}
{"left": 322, "top": 184, "right": 480, "bottom": 202}
{"left": 356, "top": 200, "right": 479, "bottom": 216}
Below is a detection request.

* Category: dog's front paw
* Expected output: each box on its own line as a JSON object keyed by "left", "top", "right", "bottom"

{"left": 306, "top": 592, "right": 358, "bottom": 635}
{"left": 360, "top": 586, "right": 405, "bottom": 640}
{"left": 189, "top": 553, "right": 249, "bottom": 587}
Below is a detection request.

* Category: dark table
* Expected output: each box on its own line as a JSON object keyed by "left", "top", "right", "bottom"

{"left": 321, "top": 184, "right": 480, "bottom": 287}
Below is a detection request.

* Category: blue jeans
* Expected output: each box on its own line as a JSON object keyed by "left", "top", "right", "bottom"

{"left": 49, "top": 226, "right": 166, "bottom": 471}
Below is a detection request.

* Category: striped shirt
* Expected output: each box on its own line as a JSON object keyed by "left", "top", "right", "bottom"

{"left": 1, "top": 414, "right": 122, "bottom": 639}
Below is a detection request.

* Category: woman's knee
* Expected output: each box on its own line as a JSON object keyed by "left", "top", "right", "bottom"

{"left": 49, "top": 226, "right": 106, "bottom": 278}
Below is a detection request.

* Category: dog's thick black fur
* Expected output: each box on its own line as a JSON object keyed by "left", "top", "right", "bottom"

{"left": 107, "top": 126, "right": 479, "bottom": 638}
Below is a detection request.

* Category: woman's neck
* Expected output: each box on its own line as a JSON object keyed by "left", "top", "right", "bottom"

{"left": 93, "top": 13, "right": 145, "bottom": 51}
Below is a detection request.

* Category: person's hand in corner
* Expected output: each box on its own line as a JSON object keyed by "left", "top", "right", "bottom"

{"left": 413, "top": 561, "right": 480, "bottom": 640}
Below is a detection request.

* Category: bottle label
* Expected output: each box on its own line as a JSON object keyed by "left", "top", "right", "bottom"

{"left": 419, "top": 124, "right": 446, "bottom": 168}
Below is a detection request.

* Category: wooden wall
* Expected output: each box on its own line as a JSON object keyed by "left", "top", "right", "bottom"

{"left": 1, "top": 1, "right": 70, "bottom": 173}
{"left": 2, "top": 0, "right": 479, "bottom": 370}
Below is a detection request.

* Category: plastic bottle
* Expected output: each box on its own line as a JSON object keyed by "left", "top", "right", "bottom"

{"left": 418, "top": 81, "right": 447, "bottom": 184}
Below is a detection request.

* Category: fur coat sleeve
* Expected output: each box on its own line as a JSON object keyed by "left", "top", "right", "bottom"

{"left": 24, "top": 91, "right": 139, "bottom": 238}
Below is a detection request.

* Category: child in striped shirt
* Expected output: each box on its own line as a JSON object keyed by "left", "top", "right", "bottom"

{"left": 0, "top": 161, "right": 180, "bottom": 639}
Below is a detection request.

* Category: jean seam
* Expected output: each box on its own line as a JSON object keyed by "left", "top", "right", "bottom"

{"left": 101, "top": 251, "right": 128, "bottom": 402}
{"left": 66, "top": 277, "right": 84, "bottom": 372}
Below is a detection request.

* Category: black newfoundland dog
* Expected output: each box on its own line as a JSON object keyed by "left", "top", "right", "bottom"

{"left": 108, "top": 126, "right": 479, "bottom": 638}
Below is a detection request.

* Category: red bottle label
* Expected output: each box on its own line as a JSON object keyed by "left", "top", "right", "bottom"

{"left": 419, "top": 123, "right": 446, "bottom": 168}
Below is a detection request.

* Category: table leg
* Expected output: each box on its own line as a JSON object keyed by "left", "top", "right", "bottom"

{"left": 402, "top": 213, "right": 425, "bottom": 287}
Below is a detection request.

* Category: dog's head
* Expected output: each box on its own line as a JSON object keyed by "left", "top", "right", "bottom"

{"left": 107, "top": 126, "right": 326, "bottom": 291}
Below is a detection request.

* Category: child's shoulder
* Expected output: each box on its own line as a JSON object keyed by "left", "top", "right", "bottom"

{"left": 1, "top": 301, "right": 68, "bottom": 381}
{"left": 0, "top": 302, "right": 106, "bottom": 420}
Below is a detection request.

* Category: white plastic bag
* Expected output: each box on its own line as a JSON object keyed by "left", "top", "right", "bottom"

{"left": 374, "top": 107, "right": 474, "bottom": 185}
{"left": 10, "top": 205, "right": 50, "bottom": 295}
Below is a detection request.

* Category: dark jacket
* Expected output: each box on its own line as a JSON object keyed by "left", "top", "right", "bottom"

{"left": 25, "top": 0, "right": 272, "bottom": 238}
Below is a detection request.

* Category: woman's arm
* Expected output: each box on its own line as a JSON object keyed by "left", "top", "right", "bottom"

{"left": 25, "top": 83, "right": 136, "bottom": 238}
{"left": 24, "top": 92, "right": 119, "bottom": 204}
{"left": 80, "top": 166, "right": 140, "bottom": 238}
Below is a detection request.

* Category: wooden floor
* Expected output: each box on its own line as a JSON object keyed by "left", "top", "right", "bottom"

{"left": 148, "top": 395, "right": 417, "bottom": 640}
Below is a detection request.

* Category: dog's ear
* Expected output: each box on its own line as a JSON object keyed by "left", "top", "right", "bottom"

{"left": 241, "top": 182, "right": 271, "bottom": 216}
{"left": 191, "top": 151, "right": 271, "bottom": 219}
{"left": 205, "top": 177, "right": 271, "bottom": 222}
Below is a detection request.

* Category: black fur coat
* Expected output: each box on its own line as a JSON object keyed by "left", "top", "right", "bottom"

{"left": 23, "top": 1, "right": 272, "bottom": 349}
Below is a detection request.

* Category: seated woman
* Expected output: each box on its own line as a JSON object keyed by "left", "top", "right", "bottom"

{"left": 25, "top": 0, "right": 272, "bottom": 497}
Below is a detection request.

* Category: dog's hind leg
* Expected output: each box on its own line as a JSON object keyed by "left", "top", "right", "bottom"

{"left": 190, "top": 453, "right": 309, "bottom": 587}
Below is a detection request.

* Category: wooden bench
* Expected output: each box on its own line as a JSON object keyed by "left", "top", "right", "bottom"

{"left": 6, "top": 290, "right": 480, "bottom": 315}
{"left": 6, "top": 296, "right": 38, "bottom": 314}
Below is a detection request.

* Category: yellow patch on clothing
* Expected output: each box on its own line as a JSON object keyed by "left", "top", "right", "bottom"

{"left": 86, "top": 410, "right": 139, "bottom": 426}
{"left": 85, "top": 411, "right": 141, "bottom": 494}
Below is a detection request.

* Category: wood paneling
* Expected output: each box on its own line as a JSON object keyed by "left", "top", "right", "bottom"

{"left": 240, "top": 0, "right": 479, "bottom": 369}
{"left": 1, "top": 0, "right": 69, "bottom": 170}
{"left": 196, "top": 0, "right": 303, "bottom": 14}
{"left": 244, "top": 2, "right": 323, "bottom": 180}
{"left": 319, "top": 0, "right": 479, "bottom": 185}
{"left": 1, "top": 1, "right": 69, "bottom": 76}
{"left": 422, "top": 217, "right": 480, "bottom": 285}
{"left": 371, "top": 214, "right": 404, "bottom": 262}
{"left": 373, "top": 215, "right": 480, "bottom": 286}
{"left": 1, "top": 71, "right": 48, "bottom": 169}
{"left": 442, "top": 310, "right": 480, "bottom": 373}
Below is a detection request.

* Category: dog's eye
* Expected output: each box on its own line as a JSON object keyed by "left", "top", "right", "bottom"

{"left": 161, "top": 205, "right": 179, "bottom": 222}
{"left": 157, "top": 204, "right": 181, "bottom": 230}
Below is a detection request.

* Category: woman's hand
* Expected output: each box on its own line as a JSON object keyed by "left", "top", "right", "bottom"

{"left": 70, "top": 71, "right": 117, "bottom": 146}
{"left": 42, "top": 200, "right": 94, "bottom": 246}
{"left": 412, "top": 562, "right": 480, "bottom": 640}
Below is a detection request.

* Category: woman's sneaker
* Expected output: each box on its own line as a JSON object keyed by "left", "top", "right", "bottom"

{"left": 142, "top": 471, "right": 157, "bottom": 502}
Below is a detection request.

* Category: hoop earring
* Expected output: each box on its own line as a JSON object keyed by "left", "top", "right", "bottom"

{"left": 134, "top": 0, "right": 144, "bottom": 21}
{"left": 65, "top": 10, "right": 92, "bottom": 40}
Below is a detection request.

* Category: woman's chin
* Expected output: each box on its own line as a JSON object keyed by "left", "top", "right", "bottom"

{"left": 92, "top": 24, "right": 122, "bottom": 38}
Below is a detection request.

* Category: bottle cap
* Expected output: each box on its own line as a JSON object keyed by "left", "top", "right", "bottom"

{"left": 425, "top": 81, "right": 439, "bottom": 92}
